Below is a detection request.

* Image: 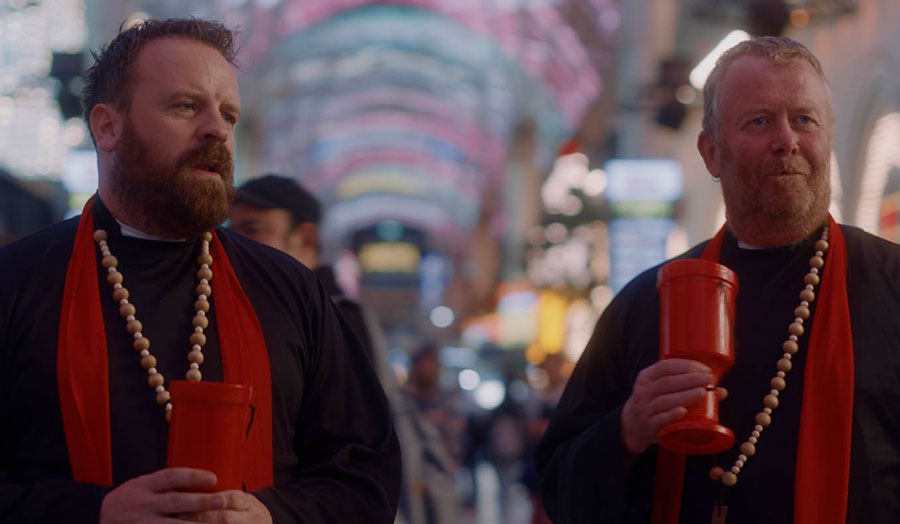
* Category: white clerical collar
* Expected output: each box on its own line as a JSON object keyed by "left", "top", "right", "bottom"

{"left": 737, "top": 240, "right": 768, "bottom": 250}
{"left": 116, "top": 220, "right": 187, "bottom": 242}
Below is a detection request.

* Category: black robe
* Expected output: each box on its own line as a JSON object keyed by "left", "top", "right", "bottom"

{"left": 313, "top": 265, "right": 373, "bottom": 364}
{"left": 0, "top": 198, "right": 400, "bottom": 523}
{"left": 535, "top": 225, "right": 900, "bottom": 523}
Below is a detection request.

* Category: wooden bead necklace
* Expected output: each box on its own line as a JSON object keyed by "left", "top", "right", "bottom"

{"left": 93, "top": 228, "right": 213, "bottom": 422}
{"left": 709, "top": 227, "right": 829, "bottom": 487}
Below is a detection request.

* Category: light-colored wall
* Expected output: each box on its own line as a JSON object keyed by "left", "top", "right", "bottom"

{"left": 795, "top": 0, "right": 900, "bottom": 230}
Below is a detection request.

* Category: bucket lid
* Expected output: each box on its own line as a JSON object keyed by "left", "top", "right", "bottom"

{"left": 169, "top": 380, "right": 252, "bottom": 404}
{"left": 657, "top": 259, "right": 739, "bottom": 291}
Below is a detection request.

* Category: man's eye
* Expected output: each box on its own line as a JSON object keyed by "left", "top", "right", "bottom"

{"left": 176, "top": 102, "right": 196, "bottom": 112}
{"left": 797, "top": 115, "right": 814, "bottom": 125}
{"left": 749, "top": 117, "right": 767, "bottom": 126}
{"left": 223, "top": 113, "right": 238, "bottom": 124}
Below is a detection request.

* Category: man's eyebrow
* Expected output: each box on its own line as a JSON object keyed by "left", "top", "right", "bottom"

{"left": 221, "top": 101, "right": 240, "bottom": 117}
{"left": 792, "top": 104, "right": 823, "bottom": 115}
{"left": 163, "top": 90, "right": 202, "bottom": 102}
{"left": 734, "top": 107, "right": 773, "bottom": 119}
{"left": 162, "top": 92, "right": 240, "bottom": 115}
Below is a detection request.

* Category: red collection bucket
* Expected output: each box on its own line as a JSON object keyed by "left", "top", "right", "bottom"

{"left": 166, "top": 381, "right": 253, "bottom": 492}
{"left": 656, "top": 259, "right": 738, "bottom": 454}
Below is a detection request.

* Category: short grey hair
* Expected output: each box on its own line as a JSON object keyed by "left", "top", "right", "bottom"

{"left": 701, "top": 36, "right": 830, "bottom": 138}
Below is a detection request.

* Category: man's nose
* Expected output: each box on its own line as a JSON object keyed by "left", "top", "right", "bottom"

{"left": 770, "top": 117, "right": 800, "bottom": 156}
{"left": 196, "top": 108, "right": 230, "bottom": 143}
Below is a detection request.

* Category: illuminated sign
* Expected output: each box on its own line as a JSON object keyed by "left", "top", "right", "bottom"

{"left": 358, "top": 241, "right": 421, "bottom": 273}
{"left": 604, "top": 158, "right": 683, "bottom": 203}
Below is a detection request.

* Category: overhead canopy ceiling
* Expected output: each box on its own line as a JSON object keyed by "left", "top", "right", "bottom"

{"left": 224, "top": 0, "right": 621, "bottom": 265}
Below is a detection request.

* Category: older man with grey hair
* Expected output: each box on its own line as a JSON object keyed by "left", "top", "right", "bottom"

{"left": 536, "top": 36, "right": 900, "bottom": 523}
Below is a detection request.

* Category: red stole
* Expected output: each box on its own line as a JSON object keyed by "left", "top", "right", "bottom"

{"left": 57, "top": 197, "right": 274, "bottom": 490}
{"left": 652, "top": 215, "right": 853, "bottom": 523}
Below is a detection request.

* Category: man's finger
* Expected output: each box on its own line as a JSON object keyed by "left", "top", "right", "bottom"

{"left": 646, "top": 387, "right": 707, "bottom": 416}
{"left": 159, "top": 492, "right": 226, "bottom": 514}
{"left": 175, "top": 510, "right": 217, "bottom": 523}
{"left": 649, "top": 406, "right": 688, "bottom": 435}
{"left": 648, "top": 372, "right": 714, "bottom": 396}
{"left": 220, "top": 490, "right": 252, "bottom": 511}
{"left": 716, "top": 386, "right": 728, "bottom": 401}
{"left": 641, "top": 359, "right": 711, "bottom": 381}
{"left": 146, "top": 468, "right": 218, "bottom": 492}
{"left": 168, "top": 516, "right": 213, "bottom": 524}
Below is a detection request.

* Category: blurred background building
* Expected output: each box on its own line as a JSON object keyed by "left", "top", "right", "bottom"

{"left": 2, "top": 0, "right": 898, "bottom": 521}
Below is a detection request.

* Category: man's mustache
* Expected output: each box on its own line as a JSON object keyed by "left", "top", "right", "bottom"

{"left": 177, "top": 141, "right": 234, "bottom": 182}
{"left": 766, "top": 158, "right": 812, "bottom": 176}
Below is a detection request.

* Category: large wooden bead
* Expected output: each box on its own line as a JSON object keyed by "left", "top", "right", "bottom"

{"left": 764, "top": 394, "right": 779, "bottom": 409}
{"left": 192, "top": 315, "right": 209, "bottom": 329}
{"left": 196, "top": 283, "right": 212, "bottom": 298}
{"left": 771, "top": 376, "right": 786, "bottom": 391}
{"left": 794, "top": 305, "right": 810, "bottom": 319}
{"left": 197, "top": 267, "right": 213, "bottom": 281}
{"left": 188, "top": 350, "right": 204, "bottom": 365}
{"left": 197, "top": 253, "right": 213, "bottom": 266}
{"left": 186, "top": 369, "right": 202, "bottom": 382}
{"left": 740, "top": 442, "right": 756, "bottom": 457}
{"left": 809, "top": 255, "right": 824, "bottom": 269}
{"left": 148, "top": 372, "right": 164, "bottom": 388}
{"left": 126, "top": 319, "right": 142, "bottom": 334}
{"left": 93, "top": 230, "right": 108, "bottom": 242}
{"left": 190, "top": 332, "right": 206, "bottom": 346}
{"left": 141, "top": 354, "right": 157, "bottom": 370}
{"left": 202, "top": 231, "right": 213, "bottom": 242}
{"left": 133, "top": 337, "right": 150, "bottom": 352}
{"left": 815, "top": 240, "right": 829, "bottom": 252}
{"left": 804, "top": 273, "right": 820, "bottom": 286}
{"left": 709, "top": 467, "right": 724, "bottom": 481}
{"left": 101, "top": 255, "right": 118, "bottom": 269}
{"left": 107, "top": 271, "right": 123, "bottom": 285}
{"left": 777, "top": 358, "right": 792, "bottom": 373}
{"left": 789, "top": 322, "right": 804, "bottom": 336}
{"left": 799, "top": 289, "right": 815, "bottom": 302}
{"left": 783, "top": 340, "right": 799, "bottom": 354}
{"left": 113, "top": 287, "right": 129, "bottom": 301}
{"left": 120, "top": 303, "right": 136, "bottom": 317}
{"left": 194, "top": 299, "right": 210, "bottom": 313}
{"left": 756, "top": 412, "right": 772, "bottom": 427}
{"left": 722, "top": 472, "right": 737, "bottom": 487}
{"left": 156, "top": 390, "right": 171, "bottom": 405}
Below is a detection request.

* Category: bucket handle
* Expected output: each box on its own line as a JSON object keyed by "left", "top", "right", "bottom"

{"left": 246, "top": 403, "right": 256, "bottom": 439}
{"left": 240, "top": 403, "right": 256, "bottom": 493}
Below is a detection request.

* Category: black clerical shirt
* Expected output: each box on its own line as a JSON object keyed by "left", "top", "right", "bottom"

{"left": 0, "top": 197, "right": 400, "bottom": 523}
{"left": 536, "top": 225, "right": 900, "bottom": 523}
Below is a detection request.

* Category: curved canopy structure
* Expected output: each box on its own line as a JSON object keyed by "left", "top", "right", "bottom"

{"left": 220, "top": 0, "right": 620, "bottom": 303}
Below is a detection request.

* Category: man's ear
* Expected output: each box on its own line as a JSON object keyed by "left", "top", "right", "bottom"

{"left": 697, "top": 130, "right": 720, "bottom": 179}
{"left": 89, "top": 103, "right": 123, "bottom": 152}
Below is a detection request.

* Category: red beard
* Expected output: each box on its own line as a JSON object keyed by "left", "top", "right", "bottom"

{"left": 110, "top": 119, "right": 236, "bottom": 239}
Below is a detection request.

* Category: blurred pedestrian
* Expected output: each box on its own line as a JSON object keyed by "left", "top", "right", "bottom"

{"left": 230, "top": 175, "right": 456, "bottom": 524}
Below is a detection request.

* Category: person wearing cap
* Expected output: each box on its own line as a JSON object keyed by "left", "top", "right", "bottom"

{"left": 229, "top": 174, "right": 323, "bottom": 271}
{"left": 229, "top": 175, "right": 464, "bottom": 524}
{"left": 536, "top": 37, "right": 900, "bottom": 523}
{"left": 229, "top": 174, "right": 368, "bottom": 344}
